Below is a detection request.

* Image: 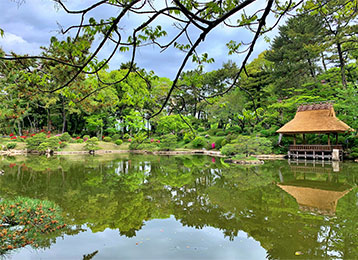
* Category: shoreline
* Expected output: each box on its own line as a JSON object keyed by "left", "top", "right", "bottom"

{"left": 0, "top": 149, "right": 285, "bottom": 159}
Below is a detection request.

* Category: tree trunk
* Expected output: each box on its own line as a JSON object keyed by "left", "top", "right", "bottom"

{"left": 321, "top": 53, "right": 327, "bottom": 72}
{"left": 307, "top": 58, "right": 316, "bottom": 80}
{"left": 17, "top": 120, "right": 22, "bottom": 136}
{"left": 336, "top": 42, "right": 347, "bottom": 88}
{"left": 47, "top": 109, "right": 52, "bottom": 132}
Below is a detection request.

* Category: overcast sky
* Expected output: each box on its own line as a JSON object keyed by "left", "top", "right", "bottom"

{"left": 0, "top": 0, "right": 284, "bottom": 79}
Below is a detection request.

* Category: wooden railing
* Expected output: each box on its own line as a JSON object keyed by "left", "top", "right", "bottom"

{"left": 289, "top": 144, "right": 343, "bottom": 151}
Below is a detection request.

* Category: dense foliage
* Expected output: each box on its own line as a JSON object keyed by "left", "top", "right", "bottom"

{"left": 0, "top": 1, "right": 357, "bottom": 156}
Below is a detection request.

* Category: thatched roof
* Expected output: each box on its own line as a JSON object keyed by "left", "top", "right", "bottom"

{"left": 277, "top": 183, "right": 352, "bottom": 216}
{"left": 277, "top": 103, "right": 353, "bottom": 134}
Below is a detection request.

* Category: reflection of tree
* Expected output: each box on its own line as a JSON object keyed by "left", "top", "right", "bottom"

{"left": 0, "top": 156, "right": 357, "bottom": 258}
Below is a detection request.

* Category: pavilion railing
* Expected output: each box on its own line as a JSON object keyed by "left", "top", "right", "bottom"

{"left": 289, "top": 144, "right": 343, "bottom": 152}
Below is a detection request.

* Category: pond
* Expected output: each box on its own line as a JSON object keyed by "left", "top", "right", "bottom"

{"left": 0, "top": 154, "right": 357, "bottom": 259}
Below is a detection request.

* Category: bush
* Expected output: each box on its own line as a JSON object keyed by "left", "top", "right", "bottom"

{"left": 159, "top": 134, "right": 177, "bottom": 151}
{"left": 183, "top": 132, "right": 194, "bottom": 144}
{"left": 76, "top": 139, "right": 84, "bottom": 143}
{"left": 59, "top": 132, "right": 72, "bottom": 142}
{"left": 221, "top": 144, "right": 237, "bottom": 156}
{"left": 215, "top": 131, "right": 225, "bottom": 136}
{"left": 69, "top": 138, "right": 76, "bottom": 143}
{"left": 192, "top": 136, "right": 207, "bottom": 148}
{"left": 197, "top": 127, "right": 205, "bottom": 132}
{"left": 112, "top": 134, "right": 121, "bottom": 142}
{"left": 115, "top": 139, "right": 123, "bottom": 146}
{"left": 25, "top": 133, "right": 47, "bottom": 151}
{"left": 221, "top": 139, "right": 228, "bottom": 147}
{"left": 6, "top": 142, "right": 17, "bottom": 150}
{"left": 103, "top": 136, "right": 112, "bottom": 142}
{"left": 225, "top": 134, "right": 237, "bottom": 143}
{"left": 59, "top": 142, "right": 68, "bottom": 148}
{"left": 84, "top": 137, "right": 99, "bottom": 151}
{"left": 221, "top": 135, "right": 272, "bottom": 156}
{"left": 105, "top": 128, "right": 117, "bottom": 136}
{"left": 214, "top": 137, "right": 225, "bottom": 149}
{"left": 83, "top": 135, "right": 90, "bottom": 141}
{"left": 207, "top": 128, "right": 219, "bottom": 136}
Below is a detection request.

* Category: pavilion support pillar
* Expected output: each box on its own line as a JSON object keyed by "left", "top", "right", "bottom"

{"left": 335, "top": 133, "right": 338, "bottom": 145}
{"left": 327, "top": 133, "right": 330, "bottom": 146}
{"left": 293, "top": 135, "right": 296, "bottom": 145}
{"left": 303, "top": 134, "right": 306, "bottom": 144}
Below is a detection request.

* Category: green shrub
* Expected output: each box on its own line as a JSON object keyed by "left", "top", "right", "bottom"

{"left": 207, "top": 128, "right": 219, "bottom": 136}
{"left": 105, "top": 128, "right": 117, "bottom": 136}
{"left": 84, "top": 137, "right": 99, "bottom": 151}
{"left": 192, "top": 136, "right": 207, "bottom": 148}
{"left": 69, "top": 138, "right": 76, "bottom": 143}
{"left": 115, "top": 139, "right": 123, "bottom": 146}
{"left": 112, "top": 134, "right": 121, "bottom": 142}
{"left": 215, "top": 137, "right": 225, "bottom": 149}
{"left": 59, "top": 132, "right": 72, "bottom": 142}
{"left": 227, "top": 125, "right": 241, "bottom": 133}
{"left": 221, "top": 135, "right": 272, "bottom": 156}
{"left": 183, "top": 132, "right": 194, "bottom": 144}
{"left": 76, "top": 139, "right": 84, "bottom": 143}
{"left": 59, "top": 142, "right": 68, "bottom": 148}
{"left": 103, "top": 136, "right": 112, "bottom": 142}
{"left": 25, "top": 133, "right": 47, "bottom": 151}
{"left": 83, "top": 135, "right": 90, "bottom": 141}
{"left": 226, "top": 134, "right": 237, "bottom": 143}
{"left": 216, "top": 131, "right": 225, "bottom": 136}
{"left": 197, "top": 127, "right": 205, "bottom": 132}
{"left": 221, "top": 144, "right": 237, "bottom": 156}
{"left": 6, "top": 142, "right": 17, "bottom": 150}
{"left": 221, "top": 139, "right": 228, "bottom": 147}
{"left": 159, "top": 134, "right": 177, "bottom": 151}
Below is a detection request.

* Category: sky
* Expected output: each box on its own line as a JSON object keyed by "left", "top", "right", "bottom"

{"left": 0, "top": 0, "right": 285, "bottom": 79}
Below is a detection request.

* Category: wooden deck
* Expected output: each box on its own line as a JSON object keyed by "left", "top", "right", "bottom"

{"left": 288, "top": 145, "right": 343, "bottom": 160}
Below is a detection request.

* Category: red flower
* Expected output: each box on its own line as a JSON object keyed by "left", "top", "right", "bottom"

{"left": 150, "top": 139, "right": 154, "bottom": 143}
{"left": 40, "top": 129, "right": 45, "bottom": 132}
{"left": 47, "top": 131, "right": 51, "bottom": 134}
{"left": 9, "top": 163, "right": 16, "bottom": 168}
{"left": 76, "top": 136, "right": 80, "bottom": 139}
{"left": 31, "top": 133, "right": 36, "bottom": 137}
{"left": 11, "top": 136, "right": 17, "bottom": 140}
{"left": 46, "top": 135, "right": 51, "bottom": 138}
{"left": 20, "top": 136, "right": 27, "bottom": 139}
{"left": 9, "top": 133, "right": 14, "bottom": 137}
{"left": 59, "top": 141, "right": 62, "bottom": 144}
{"left": 157, "top": 140, "right": 160, "bottom": 143}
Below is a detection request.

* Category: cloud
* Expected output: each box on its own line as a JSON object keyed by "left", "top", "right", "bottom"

{"left": 0, "top": 0, "right": 283, "bottom": 78}
{"left": 0, "top": 32, "right": 40, "bottom": 54}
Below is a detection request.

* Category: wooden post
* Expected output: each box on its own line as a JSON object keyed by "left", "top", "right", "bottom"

{"left": 293, "top": 135, "right": 296, "bottom": 145}
{"left": 335, "top": 133, "right": 338, "bottom": 145}
{"left": 327, "top": 133, "right": 330, "bottom": 146}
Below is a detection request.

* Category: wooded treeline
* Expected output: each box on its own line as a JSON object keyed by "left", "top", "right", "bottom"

{"left": 0, "top": 0, "right": 357, "bottom": 152}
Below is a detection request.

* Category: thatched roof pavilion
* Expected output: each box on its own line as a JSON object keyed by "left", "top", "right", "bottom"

{"left": 277, "top": 102, "right": 353, "bottom": 160}
{"left": 277, "top": 102, "right": 352, "bottom": 134}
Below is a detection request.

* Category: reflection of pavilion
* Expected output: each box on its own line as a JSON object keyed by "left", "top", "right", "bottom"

{"left": 278, "top": 165, "right": 352, "bottom": 215}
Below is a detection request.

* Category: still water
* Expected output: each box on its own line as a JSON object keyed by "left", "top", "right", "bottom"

{"left": 0, "top": 154, "right": 357, "bottom": 259}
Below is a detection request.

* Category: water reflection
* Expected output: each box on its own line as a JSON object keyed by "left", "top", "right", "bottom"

{"left": 279, "top": 160, "right": 353, "bottom": 215}
{"left": 0, "top": 155, "right": 357, "bottom": 259}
